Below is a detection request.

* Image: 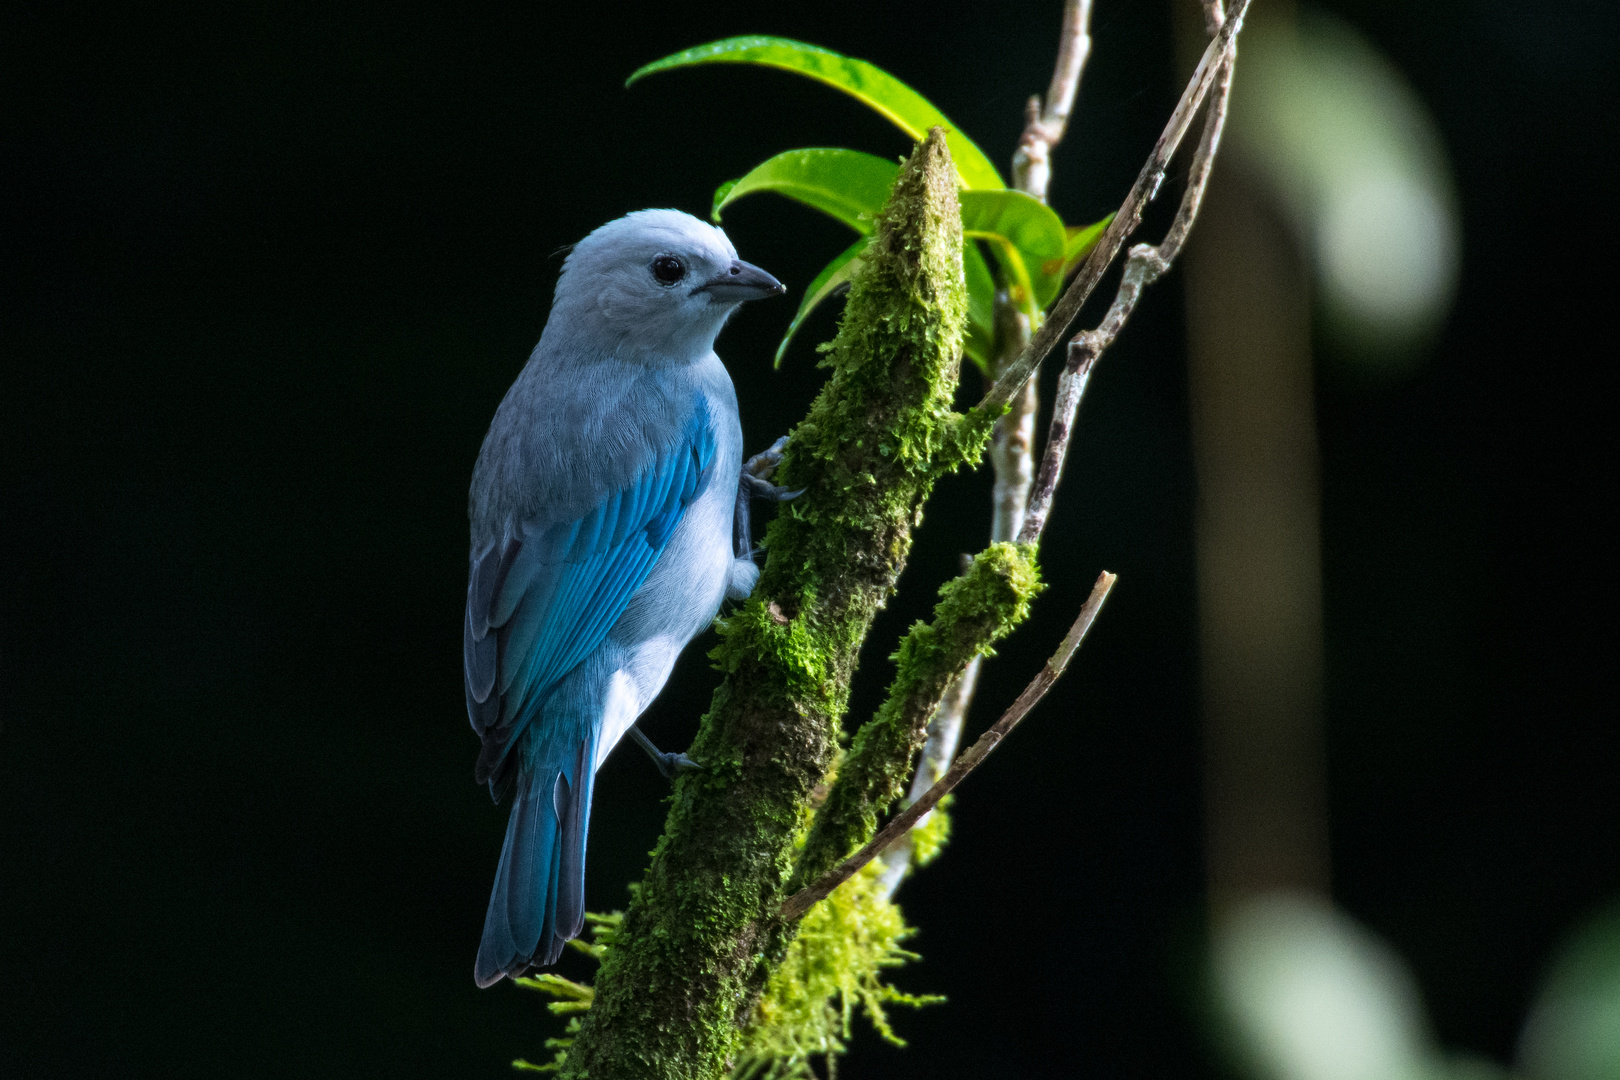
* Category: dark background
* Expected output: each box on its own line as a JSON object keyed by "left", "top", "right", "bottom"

{"left": 2, "top": 1, "right": 1615, "bottom": 1076}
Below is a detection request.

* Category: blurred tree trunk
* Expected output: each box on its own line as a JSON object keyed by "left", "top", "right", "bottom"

{"left": 1178, "top": 0, "right": 1330, "bottom": 910}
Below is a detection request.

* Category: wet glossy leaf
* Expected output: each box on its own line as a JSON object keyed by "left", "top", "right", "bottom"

{"left": 960, "top": 190, "right": 1068, "bottom": 308}
{"left": 629, "top": 36, "right": 1004, "bottom": 190}
{"left": 713, "top": 149, "right": 898, "bottom": 232}
{"left": 1062, "top": 214, "right": 1114, "bottom": 276}
{"left": 774, "top": 237, "right": 868, "bottom": 368}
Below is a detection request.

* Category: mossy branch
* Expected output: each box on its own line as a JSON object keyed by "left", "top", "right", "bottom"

{"left": 791, "top": 542, "right": 1041, "bottom": 888}
{"left": 783, "top": 570, "right": 1117, "bottom": 922}
{"left": 560, "top": 128, "right": 993, "bottom": 1080}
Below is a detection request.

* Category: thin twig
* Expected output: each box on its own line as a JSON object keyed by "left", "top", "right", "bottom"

{"left": 878, "top": 0, "right": 1245, "bottom": 896}
{"left": 876, "top": 563, "right": 983, "bottom": 892}
{"left": 979, "top": 0, "right": 1250, "bottom": 418}
{"left": 781, "top": 571, "right": 1118, "bottom": 923}
{"left": 879, "top": 0, "right": 1097, "bottom": 898}
{"left": 1158, "top": 44, "right": 1232, "bottom": 266}
{"left": 1014, "top": 345, "right": 1100, "bottom": 546}
{"left": 1015, "top": 17, "right": 1238, "bottom": 548}
{"left": 1012, "top": 0, "right": 1093, "bottom": 199}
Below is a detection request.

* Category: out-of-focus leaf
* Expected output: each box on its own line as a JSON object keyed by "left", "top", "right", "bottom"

{"left": 628, "top": 36, "right": 1004, "bottom": 191}
{"left": 960, "top": 189, "right": 1067, "bottom": 309}
{"left": 1520, "top": 902, "right": 1620, "bottom": 1080}
{"left": 1232, "top": 13, "right": 1459, "bottom": 366}
{"left": 1062, "top": 214, "right": 1114, "bottom": 276}
{"left": 1212, "top": 894, "right": 1440, "bottom": 1080}
{"left": 713, "top": 149, "right": 898, "bottom": 232}
{"left": 774, "top": 237, "right": 868, "bottom": 368}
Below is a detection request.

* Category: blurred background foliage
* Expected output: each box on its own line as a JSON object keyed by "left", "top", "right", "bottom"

{"left": 1, "top": 1, "right": 1615, "bottom": 1077}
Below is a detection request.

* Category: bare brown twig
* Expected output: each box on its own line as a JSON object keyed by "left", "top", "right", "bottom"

{"left": 878, "top": 0, "right": 1097, "bottom": 897}
{"left": 1013, "top": 345, "right": 1100, "bottom": 547}
{"left": 861, "top": 0, "right": 1244, "bottom": 910}
{"left": 782, "top": 571, "right": 1118, "bottom": 922}
{"left": 979, "top": 0, "right": 1250, "bottom": 419}
{"left": 1012, "top": 0, "right": 1093, "bottom": 200}
{"left": 1015, "top": 4, "right": 1238, "bottom": 548}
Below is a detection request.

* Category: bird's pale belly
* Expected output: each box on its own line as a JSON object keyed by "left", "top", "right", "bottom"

{"left": 593, "top": 476, "right": 735, "bottom": 772}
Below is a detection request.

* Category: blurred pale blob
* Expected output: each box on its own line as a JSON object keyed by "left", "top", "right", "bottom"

{"left": 1228, "top": 9, "right": 1460, "bottom": 370}
{"left": 1212, "top": 894, "right": 1440, "bottom": 1080}
{"left": 1519, "top": 904, "right": 1620, "bottom": 1080}
{"left": 1209, "top": 894, "right": 1620, "bottom": 1080}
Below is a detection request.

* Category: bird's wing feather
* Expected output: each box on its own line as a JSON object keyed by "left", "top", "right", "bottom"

{"left": 463, "top": 400, "right": 718, "bottom": 792}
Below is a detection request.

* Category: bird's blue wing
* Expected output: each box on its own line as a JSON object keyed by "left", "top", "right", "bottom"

{"left": 463, "top": 403, "right": 718, "bottom": 793}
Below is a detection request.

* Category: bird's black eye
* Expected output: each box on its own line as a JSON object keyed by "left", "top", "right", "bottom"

{"left": 650, "top": 255, "right": 686, "bottom": 285}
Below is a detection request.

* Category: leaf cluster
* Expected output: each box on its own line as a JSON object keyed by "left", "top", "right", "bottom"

{"left": 630, "top": 37, "right": 1111, "bottom": 371}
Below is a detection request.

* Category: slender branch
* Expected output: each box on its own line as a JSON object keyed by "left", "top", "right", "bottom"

{"left": 880, "top": 0, "right": 1246, "bottom": 897}
{"left": 879, "top": 0, "right": 1097, "bottom": 898}
{"left": 978, "top": 0, "right": 1251, "bottom": 419}
{"left": 788, "top": 543, "right": 1040, "bottom": 890}
{"left": 1012, "top": 0, "right": 1094, "bottom": 199}
{"left": 870, "top": 6, "right": 1239, "bottom": 908}
{"left": 1015, "top": 16, "right": 1238, "bottom": 549}
{"left": 1014, "top": 345, "right": 1100, "bottom": 546}
{"left": 875, "top": 575, "right": 984, "bottom": 891}
{"left": 781, "top": 571, "right": 1118, "bottom": 923}
{"left": 987, "top": 301, "right": 1038, "bottom": 543}
{"left": 1159, "top": 44, "right": 1232, "bottom": 266}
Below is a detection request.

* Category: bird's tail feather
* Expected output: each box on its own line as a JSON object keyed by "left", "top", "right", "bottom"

{"left": 474, "top": 738, "right": 595, "bottom": 987}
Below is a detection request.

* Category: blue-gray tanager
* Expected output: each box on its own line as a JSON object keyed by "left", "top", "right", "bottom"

{"left": 464, "top": 209, "right": 787, "bottom": 987}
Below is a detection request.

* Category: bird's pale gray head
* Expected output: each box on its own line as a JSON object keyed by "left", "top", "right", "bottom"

{"left": 552, "top": 209, "right": 784, "bottom": 357}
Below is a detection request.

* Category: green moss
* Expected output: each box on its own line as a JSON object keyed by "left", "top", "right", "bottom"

{"left": 907, "top": 794, "right": 953, "bottom": 869}
{"left": 518, "top": 870, "right": 937, "bottom": 1080}
{"left": 560, "top": 129, "right": 989, "bottom": 1080}
{"left": 735, "top": 860, "right": 942, "bottom": 1079}
{"left": 792, "top": 542, "right": 1041, "bottom": 886}
{"left": 511, "top": 917, "right": 621, "bottom": 1073}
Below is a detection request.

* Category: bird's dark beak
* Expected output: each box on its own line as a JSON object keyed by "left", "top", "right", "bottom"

{"left": 698, "top": 260, "right": 786, "bottom": 303}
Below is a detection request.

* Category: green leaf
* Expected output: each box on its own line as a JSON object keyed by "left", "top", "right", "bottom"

{"left": 962, "top": 242, "right": 996, "bottom": 373}
{"left": 713, "top": 149, "right": 898, "bottom": 233}
{"left": 1062, "top": 214, "right": 1114, "bottom": 275}
{"left": 629, "top": 36, "right": 1004, "bottom": 191}
{"left": 774, "top": 239, "right": 994, "bottom": 372}
{"left": 774, "top": 237, "right": 868, "bottom": 367}
{"left": 960, "top": 189, "right": 1068, "bottom": 309}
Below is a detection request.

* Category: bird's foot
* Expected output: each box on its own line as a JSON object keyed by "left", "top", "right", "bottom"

{"left": 628, "top": 725, "right": 704, "bottom": 783}
{"left": 742, "top": 436, "right": 804, "bottom": 503}
{"left": 652, "top": 751, "right": 704, "bottom": 781}
{"left": 744, "top": 435, "right": 788, "bottom": 479}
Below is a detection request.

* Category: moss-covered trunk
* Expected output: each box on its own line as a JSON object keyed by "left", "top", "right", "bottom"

{"left": 560, "top": 129, "right": 993, "bottom": 1079}
{"left": 789, "top": 540, "right": 1040, "bottom": 892}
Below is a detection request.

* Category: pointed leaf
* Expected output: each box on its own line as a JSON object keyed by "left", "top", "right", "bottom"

{"left": 774, "top": 239, "right": 996, "bottom": 372}
{"left": 962, "top": 242, "right": 996, "bottom": 372}
{"left": 629, "top": 36, "right": 1004, "bottom": 190}
{"left": 713, "top": 149, "right": 898, "bottom": 233}
{"left": 971, "top": 234, "right": 1037, "bottom": 319}
{"left": 1062, "top": 214, "right": 1114, "bottom": 276}
{"left": 960, "top": 189, "right": 1069, "bottom": 308}
{"left": 774, "top": 237, "right": 868, "bottom": 367}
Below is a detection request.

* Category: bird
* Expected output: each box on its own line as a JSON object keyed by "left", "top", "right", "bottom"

{"left": 463, "top": 209, "right": 788, "bottom": 987}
